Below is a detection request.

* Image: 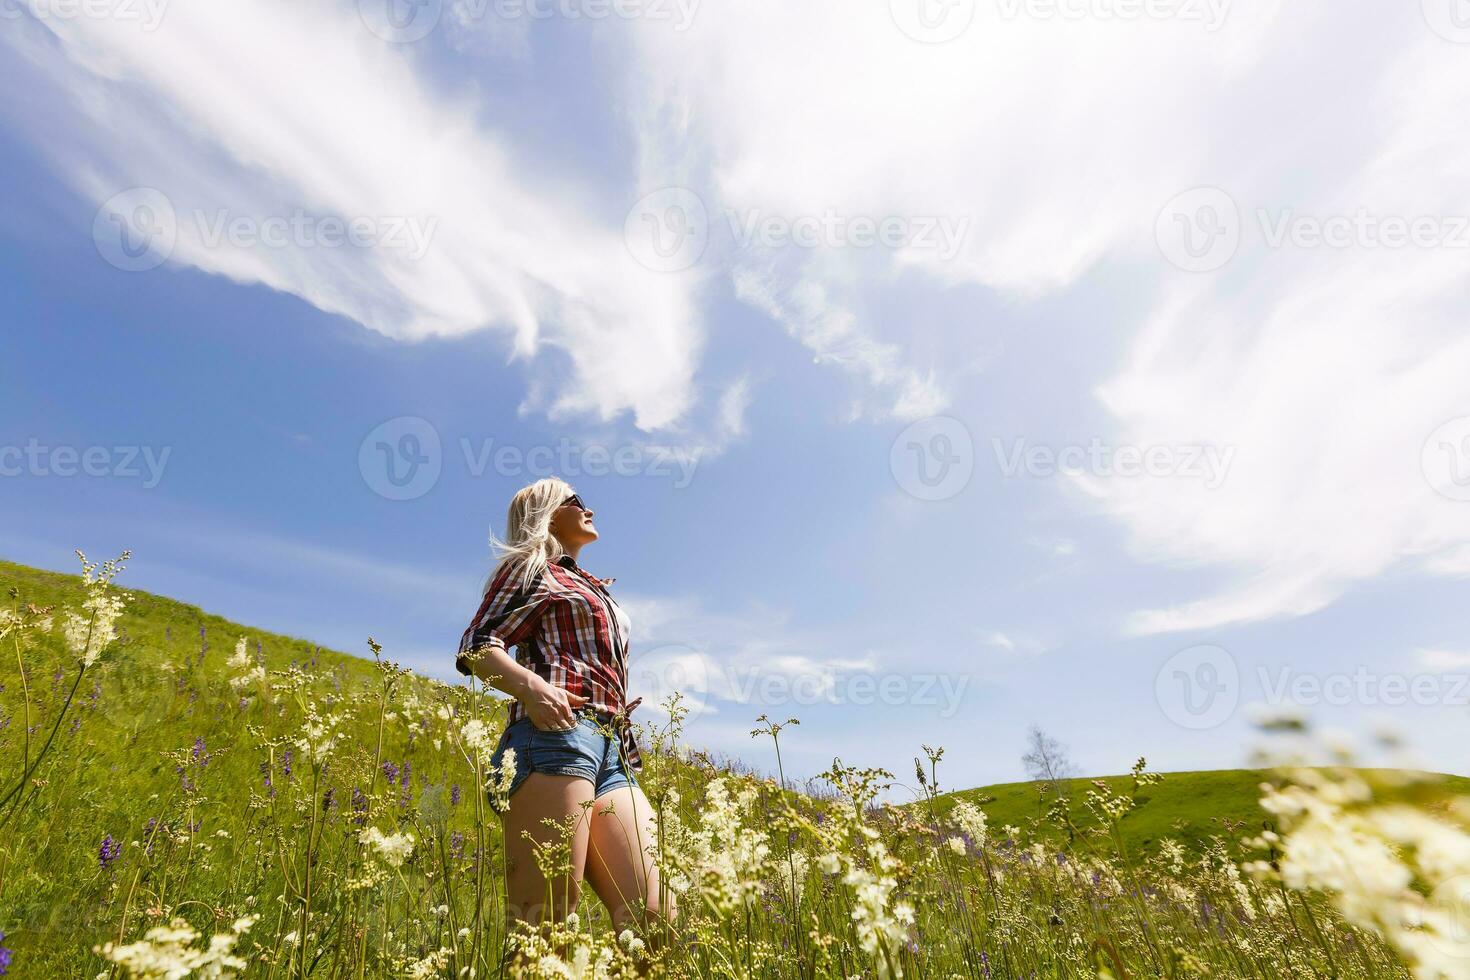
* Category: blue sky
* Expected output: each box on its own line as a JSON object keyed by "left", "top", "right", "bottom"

{"left": 4, "top": 0, "right": 1470, "bottom": 800}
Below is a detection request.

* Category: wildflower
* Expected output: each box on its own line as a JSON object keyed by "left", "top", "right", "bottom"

{"left": 949, "top": 800, "right": 988, "bottom": 847}
{"left": 62, "top": 552, "right": 130, "bottom": 667}
{"left": 95, "top": 914, "right": 255, "bottom": 978}
{"left": 0, "top": 930, "right": 11, "bottom": 976}
{"left": 946, "top": 836, "right": 966, "bottom": 856}
{"left": 295, "top": 710, "right": 343, "bottom": 765}
{"left": 659, "top": 777, "right": 771, "bottom": 913}
{"left": 487, "top": 749, "right": 518, "bottom": 813}
{"left": 407, "top": 948, "right": 451, "bottom": 979}
{"left": 99, "top": 834, "right": 122, "bottom": 871}
{"left": 771, "top": 849, "right": 810, "bottom": 899}
{"left": 360, "top": 827, "right": 415, "bottom": 868}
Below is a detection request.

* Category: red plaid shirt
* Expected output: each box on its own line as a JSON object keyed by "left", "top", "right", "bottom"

{"left": 457, "top": 553, "right": 642, "bottom": 770}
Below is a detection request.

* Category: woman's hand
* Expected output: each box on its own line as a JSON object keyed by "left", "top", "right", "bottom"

{"left": 521, "top": 676, "right": 589, "bottom": 732}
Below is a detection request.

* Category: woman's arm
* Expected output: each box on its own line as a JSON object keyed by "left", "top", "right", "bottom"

{"left": 463, "top": 643, "right": 587, "bottom": 730}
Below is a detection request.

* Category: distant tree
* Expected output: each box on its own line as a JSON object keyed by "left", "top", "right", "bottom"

{"left": 1021, "top": 725, "right": 1078, "bottom": 801}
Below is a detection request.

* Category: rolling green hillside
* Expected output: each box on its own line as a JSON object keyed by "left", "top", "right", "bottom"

{"left": 920, "top": 767, "right": 1470, "bottom": 860}
{"left": 0, "top": 554, "right": 1458, "bottom": 978}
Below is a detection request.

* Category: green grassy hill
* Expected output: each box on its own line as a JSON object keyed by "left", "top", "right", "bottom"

{"left": 919, "top": 767, "right": 1470, "bottom": 860}
{"left": 0, "top": 554, "right": 1458, "bottom": 978}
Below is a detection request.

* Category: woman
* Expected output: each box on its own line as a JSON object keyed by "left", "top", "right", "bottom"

{"left": 455, "top": 477, "right": 670, "bottom": 940}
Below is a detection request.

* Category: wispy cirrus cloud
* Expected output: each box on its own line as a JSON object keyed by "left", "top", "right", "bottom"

{"left": 0, "top": 0, "right": 702, "bottom": 431}
{"left": 624, "top": 0, "right": 1470, "bottom": 635}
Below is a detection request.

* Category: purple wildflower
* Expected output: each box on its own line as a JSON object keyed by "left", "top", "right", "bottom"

{"left": 0, "top": 930, "right": 11, "bottom": 976}
{"left": 98, "top": 834, "right": 121, "bottom": 871}
{"left": 351, "top": 787, "right": 368, "bottom": 826}
{"left": 450, "top": 784, "right": 461, "bottom": 806}
{"left": 282, "top": 748, "right": 293, "bottom": 779}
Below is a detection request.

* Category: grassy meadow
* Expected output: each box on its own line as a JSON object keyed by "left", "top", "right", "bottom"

{"left": 3, "top": 552, "right": 1470, "bottom": 978}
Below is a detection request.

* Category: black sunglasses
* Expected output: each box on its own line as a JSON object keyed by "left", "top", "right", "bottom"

{"left": 561, "top": 494, "right": 588, "bottom": 512}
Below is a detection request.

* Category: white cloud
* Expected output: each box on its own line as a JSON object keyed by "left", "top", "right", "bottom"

{"left": 732, "top": 269, "right": 948, "bottom": 421}
{"left": 981, "top": 630, "right": 1053, "bottom": 657}
{"left": 1095, "top": 40, "right": 1470, "bottom": 634}
{"left": 618, "top": 592, "right": 883, "bottom": 721}
{"left": 625, "top": 1, "right": 1470, "bottom": 633}
{"left": 1, "top": 1, "right": 701, "bottom": 430}
{"left": 1416, "top": 649, "right": 1470, "bottom": 671}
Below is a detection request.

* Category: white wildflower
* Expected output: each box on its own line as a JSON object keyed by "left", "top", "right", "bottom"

{"left": 360, "top": 827, "right": 416, "bottom": 868}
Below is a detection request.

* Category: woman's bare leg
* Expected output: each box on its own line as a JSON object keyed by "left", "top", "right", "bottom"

{"left": 583, "top": 785, "right": 674, "bottom": 934}
{"left": 501, "top": 772, "right": 596, "bottom": 926}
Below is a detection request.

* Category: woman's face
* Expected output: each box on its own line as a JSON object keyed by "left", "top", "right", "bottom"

{"left": 549, "top": 493, "right": 598, "bottom": 549}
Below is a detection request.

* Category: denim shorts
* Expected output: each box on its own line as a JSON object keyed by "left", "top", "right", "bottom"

{"left": 487, "top": 708, "right": 639, "bottom": 814}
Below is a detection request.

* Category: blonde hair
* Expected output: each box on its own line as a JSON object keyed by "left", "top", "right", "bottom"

{"left": 483, "top": 477, "right": 575, "bottom": 594}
